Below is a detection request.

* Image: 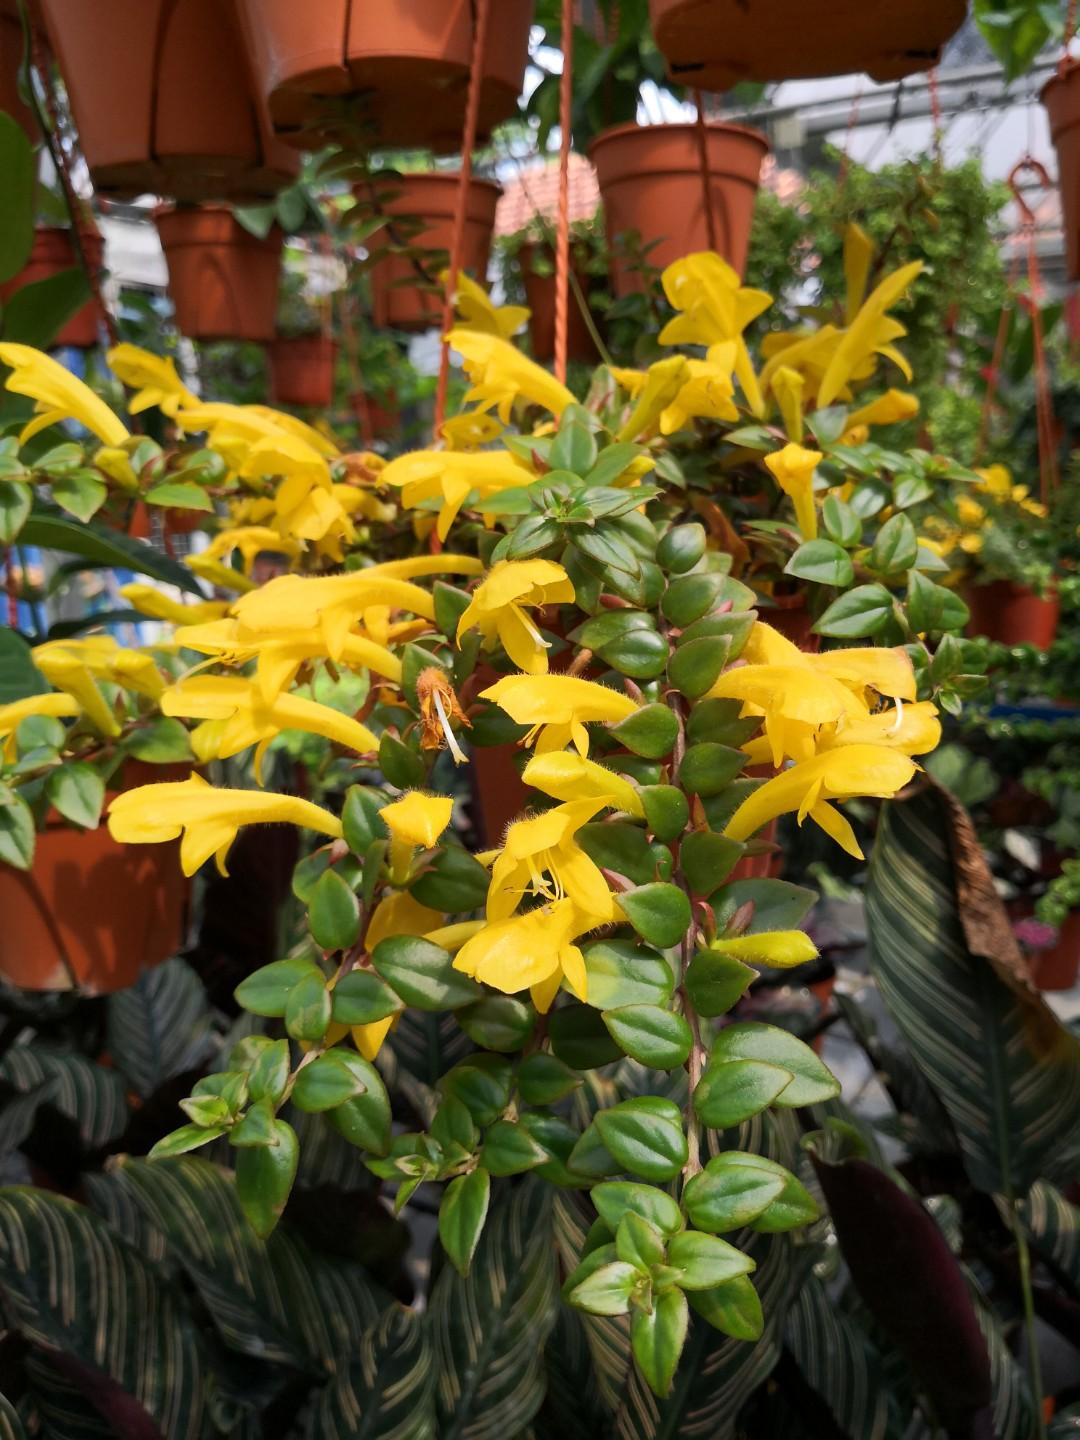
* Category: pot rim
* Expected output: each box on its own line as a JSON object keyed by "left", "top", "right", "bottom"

{"left": 587, "top": 118, "right": 771, "bottom": 157}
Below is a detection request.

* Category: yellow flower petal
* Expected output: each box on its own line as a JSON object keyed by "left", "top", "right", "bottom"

{"left": 379, "top": 791, "right": 453, "bottom": 849}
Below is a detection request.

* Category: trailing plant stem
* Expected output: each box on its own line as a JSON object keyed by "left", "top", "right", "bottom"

{"left": 1009, "top": 1195, "right": 1046, "bottom": 1438}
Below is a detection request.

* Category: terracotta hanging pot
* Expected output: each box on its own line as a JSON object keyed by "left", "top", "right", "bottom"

{"left": 1043, "top": 61, "right": 1080, "bottom": 282}
{"left": 352, "top": 390, "right": 400, "bottom": 445}
{"left": 157, "top": 205, "right": 281, "bottom": 342}
{"left": 588, "top": 122, "right": 769, "bottom": 295}
{"left": 0, "top": 10, "right": 36, "bottom": 142}
{"left": 519, "top": 244, "right": 598, "bottom": 364}
{"left": 234, "top": 0, "right": 534, "bottom": 153}
{"left": 0, "top": 762, "right": 190, "bottom": 994}
{"left": 648, "top": 0, "right": 966, "bottom": 91}
{"left": 965, "top": 579, "right": 1060, "bottom": 650}
{"left": 356, "top": 172, "right": 501, "bottom": 332}
{"left": 1029, "top": 910, "right": 1080, "bottom": 991}
{"left": 0, "top": 226, "right": 105, "bottom": 347}
{"left": 37, "top": 0, "right": 297, "bottom": 200}
{"left": 269, "top": 333, "right": 337, "bottom": 408}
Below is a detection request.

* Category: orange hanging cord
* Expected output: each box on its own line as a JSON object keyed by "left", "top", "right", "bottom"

{"left": 693, "top": 89, "right": 719, "bottom": 254}
{"left": 433, "top": 0, "right": 492, "bottom": 441}
{"left": 554, "top": 0, "right": 575, "bottom": 384}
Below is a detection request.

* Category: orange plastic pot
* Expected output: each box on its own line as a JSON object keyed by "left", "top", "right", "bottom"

{"left": 649, "top": 0, "right": 965, "bottom": 90}
{"left": 157, "top": 206, "right": 281, "bottom": 342}
{"left": 589, "top": 122, "right": 769, "bottom": 294}
{"left": 352, "top": 391, "right": 400, "bottom": 445}
{"left": 234, "top": 0, "right": 533, "bottom": 152}
{"left": 0, "top": 763, "right": 190, "bottom": 994}
{"left": 356, "top": 172, "right": 500, "bottom": 332}
{"left": 0, "top": 12, "right": 36, "bottom": 141}
{"left": 1043, "top": 61, "right": 1080, "bottom": 281}
{"left": 270, "top": 334, "right": 338, "bottom": 408}
{"left": 1030, "top": 911, "right": 1080, "bottom": 992}
{"left": 965, "top": 580, "right": 1060, "bottom": 650}
{"left": 0, "top": 227, "right": 105, "bottom": 347}
{"left": 520, "top": 245, "right": 598, "bottom": 364}
{"left": 37, "top": 0, "right": 296, "bottom": 200}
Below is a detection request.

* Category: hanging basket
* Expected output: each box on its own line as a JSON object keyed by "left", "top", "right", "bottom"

{"left": 234, "top": 0, "right": 534, "bottom": 153}
{"left": 37, "top": 0, "right": 297, "bottom": 200}
{"left": 0, "top": 226, "right": 105, "bottom": 347}
{"left": 648, "top": 0, "right": 966, "bottom": 90}
{"left": 965, "top": 579, "right": 1060, "bottom": 650}
{"left": 355, "top": 171, "right": 501, "bottom": 332}
{"left": 519, "top": 244, "right": 598, "bottom": 364}
{"left": 269, "top": 333, "right": 338, "bottom": 408}
{"left": 1042, "top": 61, "right": 1080, "bottom": 281}
{"left": 589, "top": 121, "right": 769, "bottom": 296}
{"left": 0, "top": 763, "right": 190, "bottom": 995}
{"left": 157, "top": 206, "right": 281, "bottom": 342}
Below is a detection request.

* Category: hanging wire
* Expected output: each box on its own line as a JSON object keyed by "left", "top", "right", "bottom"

{"left": 432, "top": 0, "right": 492, "bottom": 440}
{"left": 554, "top": 0, "right": 575, "bottom": 384}
{"left": 693, "top": 89, "right": 719, "bottom": 254}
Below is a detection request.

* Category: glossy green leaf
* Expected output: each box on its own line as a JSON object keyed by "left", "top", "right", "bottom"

{"left": 591, "top": 1181, "right": 683, "bottom": 1239}
{"left": 594, "top": 1097, "right": 688, "bottom": 1183}
{"left": 0, "top": 113, "right": 34, "bottom": 283}
{"left": 378, "top": 731, "right": 425, "bottom": 788}
{"left": 679, "top": 742, "right": 747, "bottom": 797}
{"left": 458, "top": 993, "right": 535, "bottom": 1052}
{"left": 667, "top": 1230, "right": 754, "bottom": 1290}
{"left": 229, "top": 1098, "right": 276, "bottom": 1148}
{"left": 814, "top": 582, "right": 894, "bottom": 638}
{"left": 517, "top": 1051, "right": 581, "bottom": 1105}
{"left": 123, "top": 715, "right": 194, "bottom": 763}
{"left": 583, "top": 939, "right": 674, "bottom": 1009}
{"left": 707, "top": 1022, "right": 839, "bottom": 1107}
{"left": 657, "top": 522, "right": 706, "bottom": 574}
{"left": 372, "top": 935, "right": 483, "bottom": 1011}
{"left": 607, "top": 702, "right": 679, "bottom": 758}
{"left": 481, "top": 1120, "right": 549, "bottom": 1176}
{"left": 44, "top": 761, "right": 104, "bottom": 830}
{"left": 237, "top": 964, "right": 318, "bottom": 1027}
{"left": 149, "top": 1122, "right": 228, "bottom": 1159}
{"left": 284, "top": 971, "right": 332, "bottom": 1043}
{"left": 341, "top": 784, "right": 389, "bottom": 852}
{"left": 640, "top": 784, "right": 689, "bottom": 843}
{"left": 616, "top": 1210, "right": 665, "bottom": 1272}
{"left": 2, "top": 268, "right": 93, "bottom": 349}
{"left": 681, "top": 830, "right": 743, "bottom": 895}
{"left": 330, "top": 1056, "right": 391, "bottom": 1156}
{"left": 291, "top": 1050, "right": 367, "bottom": 1113}
{"left": 309, "top": 869, "right": 361, "bottom": 952}
{"left": 0, "top": 786, "right": 34, "bottom": 870}
{"left": 439, "top": 1167, "right": 491, "bottom": 1276}
{"left": 668, "top": 635, "right": 730, "bottom": 700}
{"left": 870, "top": 512, "right": 918, "bottom": 575}
{"left": 688, "top": 1273, "right": 764, "bottom": 1340}
{"left": 246, "top": 1038, "right": 290, "bottom": 1105}
{"left": 684, "top": 1163, "right": 785, "bottom": 1234}
{"left": 331, "top": 969, "right": 401, "bottom": 1025}
{"left": 632, "top": 1287, "right": 688, "bottom": 1397}
{"left": 549, "top": 1003, "right": 627, "bottom": 1069}
{"left": 784, "top": 538, "right": 854, "bottom": 587}
{"left": 603, "top": 1004, "right": 692, "bottom": 1068}
{"left": 618, "top": 883, "right": 692, "bottom": 949}
{"left": 20, "top": 506, "right": 205, "bottom": 595}
{"left": 0, "top": 480, "right": 30, "bottom": 545}
{"left": 683, "top": 949, "right": 756, "bottom": 1017}
{"left": 235, "top": 1118, "right": 299, "bottom": 1238}
{"left": 410, "top": 843, "right": 490, "bottom": 912}
{"left": 692, "top": 1059, "right": 794, "bottom": 1129}
{"left": 569, "top": 1258, "right": 640, "bottom": 1315}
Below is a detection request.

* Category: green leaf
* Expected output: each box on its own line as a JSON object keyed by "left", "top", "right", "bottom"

{"left": 867, "top": 787, "right": 1080, "bottom": 1193}
{"left": 551, "top": 419, "right": 598, "bottom": 476}
{"left": 0, "top": 1042, "right": 127, "bottom": 1150}
{"left": 247, "top": 1038, "right": 290, "bottom": 1105}
{"left": 569, "top": 1258, "right": 640, "bottom": 1315}
{"left": 284, "top": 970, "right": 332, "bottom": 1043}
{"left": 662, "top": 573, "right": 729, "bottom": 626}
{"left": 145, "top": 480, "right": 214, "bottom": 512}
{"left": 372, "top": 935, "right": 483, "bottom": 1010}
{"left": 180, "top": 1093, "right": 229, "bottom": 1128}
{"left": 640, "top": 785, "right": 689, "bottom": 843}
{"left": 106, "top": 957, "right": 211, "bottom": 1101}
{"left": 149, "top": 1122, "right": 228, "bottom": 1158}
{"left": 229, "top": 1098, "right": 276, "bottom": 1148}
{"left": 20, "top": 507, "right": 205, "bottom": 595}
{"left": 458, "top": 994, "right": 535, "bottom": 1052}
{"left": 235, "top": 958, "right": 321, "bottom": 1018}
{"left": 550, "top": 1003, "right": 625, "bottom": 1068}
{"left": 716, "top": 1152, "right": 819, "bottom": 1232}
{"left": 481, "top": 1120, "right": 549, "bottom": 1177}
{"left": 585, "top": 441, "right": 646, "bottom": 487}
{"left": 708, "top": 1022, "right": 839, "bottom": 1107}
{"left": 619, "top": 883, "right": 692, "bottom": 949}
{"left": 784, "top": 538, "right": 854, "bottom": 587}
{"left": 410, "top": 844, "right": 491, "bottom": 912}
{"left": 681, "top": 830, "right": 743, "bottom": 895}
{"left": 331, "top": 969, "right": 401, "bottom": 1026}
{"left": 307, "top": 1308, "right": 436, "bottom": 1438}
{"left": 578, "top": 820, "right": 655, "bottom": 885}
{"left": 594, "top": 1096, "right": 688, "bottom": 1182}
{"left": 608, "top": 702, "right": 679, "bottom": 758}
{"left": 583, "top": 938, "right": 675, "bottom": 1008}
{"left": 123, "top": 715, "right": 194, "bottom": 762}
{"left": 341, "top": 784, "right": 388, "bottom": 852}
{"left": 592, "top": 623, "right": 669, "bottom": 679}
{"left": 693, "top": 1059, "right": 794, "bottom": 1128}
{"left": 870, "top": 512, "right": 918, "bottom": 575}
{"left": 684, "top": 949, "right": 756, "bottom": 1017}
{"left": 814, "top": 583, "right": 894, "bottom": 638}
{"left": 684, "top": 1163, "right": 785, "bottom": 1233}
{"left": 688, "top": 1273, "right": 764, "bottom": 1340}
{"left": 330, "top": 1056, "right": 391, "bottom": 1156}
{"left": 517, "top": 1052, "right": 581, "bottom": 1105}
{"left": 657, "top": 522, "right": 706, "bottom": 574}
{"left": 567, "top": 1121, "right": 621, "bottom": 1181}
{"left": 679, "top": 742, "right": 746, "bottom": 797}
{"left": 0, "top": 630, "right": 46, "bottom": 704}
{"left": 236, "top": 1117, "right": 299, "bottom": 1238}
{"left": 668, "top": 635, "right": 731, "bottom": 700}
{"left": 907, "top": 567, "right": 970, "bottom": 635}
{"left": 0, "top": 480, "right": 31, "bottom": 544}
{"left": 309, "top": 868, "right": 361, "bottom": 952}
{"left": 667, "top": 1230, "right": 754, "bottom": 1290}
{"left": 378, "top": 731, "right": 425, "bottom": 788}
{"left": 291, "top": 1050, "right": 367, "bottom": 1113}
{"left": 591, "top": 1181, "right": 684, "bottom": 1239}
{"left": 717, "top": 876, "right": 817, "bottom": 932}
{"left": 603, "top": 1004, "right": 692, "bottom": 1068}
{"left": 0, "top": 786, "right": 34, "bottom": 870}
{"left": 0, "top": 114, "right": 34, "bottom": 284}
{"left": 632, "top": 1287, "right": 688, "bottom": 1397}
{"left": 439, "top": 1167, "right": 491, "bottom": 1277}
{"left": 616, "top": 1210, "right": 666, "bottom": 1272}
{"left": 2, "top": 268, "right": 93, "bottom": 348}
{"left": 822, "top": 496, "right": 861, "bottom": 546}
{"left": 44, "top": 761, "right": 104, "bottom": 829}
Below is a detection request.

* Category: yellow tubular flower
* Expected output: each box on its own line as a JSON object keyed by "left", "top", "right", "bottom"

{"left": 174, "top": 619, "right": 402, "bottom": 701}
{"left": 200, "top": 526, "right": 304, "bottom": 576}
{"left": 33, "top": 637, "right": 163, "bottom": 738}
{"left": 107, "top": 772, "right": 343, "bottom": 876}
{"left": 441, "top": 412, "right": 505, "bottom": 450}
{"left": 160, "top": 675, "right": 378, "bottom": 779}
{"left": 843, "top": 223, "right": 875, "bottom": 325}
{"left": 0, "top": 343, "right": 129, "bottom": 446}
{"left": 231, "top": 571, "right": 439, "bottom": 658}
{"left": 106, "top": 344, "right": 198, "bottom": 415}
{"left": 449, "top": 270, "right": 530, "bottom": 340}
{"left": 452, "top": 896, "right": 596, "bottom": 1013}
{"left": 764, "top": 443, "right": 822, "bottom": 541}
{"left": 487, "top": 798, "right": 615, "bottom": 924}
{"left": 657, "top": 252, "right": 771, "bottom": 415}
{"left": 616, "top": 356, "right": 690, "bottom": 443}
{"left": 742, "top": 699, "right": 940, "bottom": 767}
{"left": 120, "top": 583, "right": 230, "bottom": 627}
{"left": 709, "top": 662, "right": 868, "bottom": 767}
{"left": 0, "top": 692, "right": 80, "bottom": 762}
{"left": 380, "top": 791, "right": 453, "bottom": 849}
{"left": 846, "top": 389, "right": 919, "bottom": 431}
{"left": 659, "top": 352, "right": 739, "bottom": 434}
{"left": 817, "top": 260, "right": 923, "bottom": 408}
{"left": 724, "top": 745, "right": 918, "bottom": 859}
{"left": 521, "top": 750, "right": 644, "bottom": 818}
{"left": 771, "top": 366, "right": 805, "bottom": 442}
{"left": 382, "top": 448, "right": 535, "bottom": 542}
{"left": 187, "top": 555, "right": 258, "bottom": 594}
{"left": 457, "top": 559, "right": 574, "bottom": 674}
{"left": 481, "top": 673, "right": 639, "bottom": 756}
{"left": 447, "top": 328, "right": 576, "bottom": 422}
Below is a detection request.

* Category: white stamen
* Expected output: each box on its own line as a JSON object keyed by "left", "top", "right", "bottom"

{"left": 515, "top": 605, "right": 552, "bottom": 650}
{"left": 887, "top": 697, "right": 904, "bottom": 735}
{"left": 433, "top": 689, "right": 468, "bottom": 766}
